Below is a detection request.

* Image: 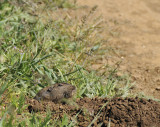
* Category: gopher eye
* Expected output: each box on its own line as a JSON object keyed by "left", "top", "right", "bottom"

{"left": 47, "top": 87, "right": 52, "bottom": 92}
{"left": 58, "top": 83, "right": 63, "bottom": 86}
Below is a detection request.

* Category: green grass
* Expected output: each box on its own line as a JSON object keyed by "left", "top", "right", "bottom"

{"left": 0, "top": 0, "right": 132, "bottom": 126}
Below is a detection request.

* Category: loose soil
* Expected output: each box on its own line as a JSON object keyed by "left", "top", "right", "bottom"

{"left": 28, "top": 97, "right": 160, "bottom": 127}
{"left": 77, "top": 0, "right": 160, "bottom": 99}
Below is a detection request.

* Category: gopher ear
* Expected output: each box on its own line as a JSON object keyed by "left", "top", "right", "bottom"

{"left": 63, "top": 91, "right": 70, "bottom": 98}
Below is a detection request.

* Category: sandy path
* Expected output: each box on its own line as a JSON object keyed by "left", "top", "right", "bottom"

{"left": 77, "top": 0, "right": 160, "bottom": 99}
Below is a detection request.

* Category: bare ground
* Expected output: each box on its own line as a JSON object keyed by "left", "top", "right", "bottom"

{"left": 77, "top": 0, "right": 160, "bottom": 99}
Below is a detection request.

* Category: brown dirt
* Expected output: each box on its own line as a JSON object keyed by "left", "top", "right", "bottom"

{"left": 27, "top": 97, "right": 160, "bottom": 127}
{"left": 76, "top": 0, "right": 160, "bottom": 99}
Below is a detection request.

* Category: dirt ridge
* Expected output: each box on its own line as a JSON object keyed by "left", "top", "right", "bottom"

{"left": 28, "top": 97, "right": 160, "bottom": 127}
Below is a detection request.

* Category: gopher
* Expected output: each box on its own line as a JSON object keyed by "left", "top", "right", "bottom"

{"left": 34, "top": 83, "right": 76, "bottom": 103}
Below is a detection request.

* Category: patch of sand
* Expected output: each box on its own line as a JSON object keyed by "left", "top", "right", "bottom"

{"left": 77, "top": 0, "right": 160, "bottom": 99}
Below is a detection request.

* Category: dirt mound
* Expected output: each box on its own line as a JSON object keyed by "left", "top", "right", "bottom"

{"left": 27, "top": 97, "right": 160, "bottom": 127}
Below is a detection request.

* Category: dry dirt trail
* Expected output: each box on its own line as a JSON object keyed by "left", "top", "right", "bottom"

{"left": 77, "top": 0, "right": 160, "bottom": 99}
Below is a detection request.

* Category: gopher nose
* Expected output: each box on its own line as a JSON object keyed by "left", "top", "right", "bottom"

{"left": 72, "top": 88, "right": 77, "bottom": 96}
{"left": 34, "top": 96, "right": 41, "bottom": 101}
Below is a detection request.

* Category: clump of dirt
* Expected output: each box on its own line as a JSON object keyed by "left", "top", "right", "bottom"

{"left": 104, "top": 97, "right": 160, "bottom": 127}
{"left": 27, "top": 97, "right": 160, "bottom": 127}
